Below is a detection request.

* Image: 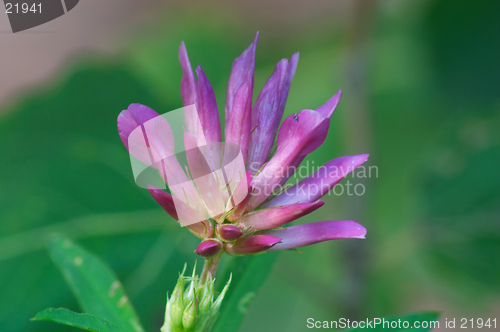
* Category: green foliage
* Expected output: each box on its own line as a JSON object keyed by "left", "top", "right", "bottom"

{"left": 212, "top": 253, "right": 278, "bottom": 332}
{"left": 47, "top": 235, "right": 144, "bottom": 331}
{"left": 0, "top": 59, "right": 192, "bottom": 331}
{"left": 0, "top": 1, "right": 499, "bottom": 331}
{"left": 32, "top": 308, "right": 124, "bottom": 332}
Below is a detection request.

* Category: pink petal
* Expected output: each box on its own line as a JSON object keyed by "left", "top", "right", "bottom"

{"left": 278, "top": 154, "right": 305, "bottom": 187}
{"left": 247, "top": 110, "right": 329, "bottom": 209}
{"left": 184, "top": 133, "right": 226, "bottom": 217}
{"left": 117, "top": 103, "right": 159, "bottom": 150}
{"left": 119, "top": 104, "right": 179, "bottom": 185}
{"left": 227, "top": 171, "right": 253, "bottom": 222}
{"left": 263, "top": 220, "right": 366, "bottom": 251}
{"left": 277, "top": 90, "right": 342, "bottom": 185}
{"left": 247, "top": 91, "right": 343, "bottom": 210}
{"left": 221, "top": 144, "right": 249, "bottom": 210}
{"left": 239, "top": 201, "right": 324, "bottom": 232}
{"left": 179, "top": 42, "right": 198, "bottom": 108}
{"left": 157, "top": 153, "right": 202, "bottom": 214}
{"left": 276, "top": 109, "right": 329, "bottom": 155}
{"left": 247, "top": 59, "right": 288, "bottom": 172}
{"left": 225, "top": 82, "right": 252, "bottom": 163}
{"left": 264, "top": 154, "right": 369, "bottom": 207}
{"left": 224, "top": 234, "right": 281, "bottom": 255}
{"left": 315, "top": 89, "right": 341, "bottom": 119}
{"left": 147, "top": 185, "right": 213, "bottom": 238}
{"left": 196, "top": 66, "right": 221, "bottom": 144}
{"left": 180, "top": 42, "right": 205, "bottom": 139}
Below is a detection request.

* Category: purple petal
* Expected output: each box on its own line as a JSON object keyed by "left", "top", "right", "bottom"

{"left": 225, "top": 32, "right": 258, "bottom": 122}
{"left": 264, "top": 154, "right": 369, "bottom": 207}
{"left": 180, "top": 42, "right": 204, "bottom": 138}
{"left": 119, "top": 104, "right": 178, "bottom": 179}
{"left": 263, "top": 220, "right": 366, "bottom": 251}
{"left": 117, "top": 103, "right": 159, "bottom": 150}
{"left": 195, "top": 240, "right": 222, "bottom": 258}
{"left": 131, "top": 128, "right": 204, "bottom": 217}
{"left": 278, "top": 154, "right": 305, "bottom": 187}
{"left": 246, "top": 91, "right": 344, "bottom": 209}
{"left": 239, "top": 201, "right": 324, "bottom": 231}
{"left": 147, "top": 185, "right": 213, "bottom": 238}
{"left": 224, "top": 234, "right": 281, "bottom": 255}
{"left": 315, "top": 90, "right": 341, "bottom": 119}
{"left": 225, "top": 81, "right": 252, "bottom": 163}
{"left": 179, "top": 42, "right": 198, "bottom": 108}
{"left": 247, "top": 109, "right": 330, "bottom": 209}
{"left": 217, "top": 224, "right": 243, "bottom": 241}
{"left": 279, "top": 53, "right": 299, "bottom": 115}
{"left": 196, "top": 66, "right": 221, "bottom": 143}
{"left": 247, "top": 53, "right": 299, "bottom": 173}
{"left": 247, "top": 59, "right": 288, "bottom": 172}
{"left": 276, "top": 109, "right": 330, "bottom": 155}
{"left": 276, "top": 90, "right": 341, "bottom": 184}
{"left": 227, "top": 171, "right": 253, "bottom": 222}
{"left": 184, "top": 133, "right": 226, "bottom": 216}
{"left": 148, "top": 185, "right": 179, "bottom": 220}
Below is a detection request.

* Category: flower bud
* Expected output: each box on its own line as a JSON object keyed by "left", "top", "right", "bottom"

{"left": 217, "top": 224, "right": 243, "bottom": 241}
{"left": 182, "top": 299, "right": 198, "bottom": 330}
{"left": 169, "top": 277, "right": 185, "bottom": 330}
{"left": 198, "top": 279, "right": 214, "bottom": 315}
{"left": 161, "top": 264, "right": 231, "bottom": 332}
{"left": 195, "top": 240, "right": 222, "bottom": 258}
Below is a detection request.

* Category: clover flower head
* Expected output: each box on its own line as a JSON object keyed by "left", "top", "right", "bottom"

{"left": 118, "top": 32, "right": 368, "bottom": 258}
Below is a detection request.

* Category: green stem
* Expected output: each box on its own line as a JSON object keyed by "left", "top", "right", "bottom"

{"left": 200, "top": 253, "right": 222, "bottom": 284}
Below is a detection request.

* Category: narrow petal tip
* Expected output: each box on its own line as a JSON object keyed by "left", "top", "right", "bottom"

{"left": 316, "top": 90, "right": 342, "bottom": 119}
{"left": 263, "top": 220, "right": 367, "bottom": 251}
{"left": 147, "top": 185, "right": 178, "bottom": 220}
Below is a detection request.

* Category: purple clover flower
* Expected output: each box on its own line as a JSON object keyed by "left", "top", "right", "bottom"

{"left": 118, "top": 33, "right": 368, "bottom": 257}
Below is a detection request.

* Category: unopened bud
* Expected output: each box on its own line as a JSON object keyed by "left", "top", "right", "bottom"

{"left": 198, "top": 279, "right": 214, "bottom": 315}
{"left": 161, "top": 264, "right": 231, "bottom": 332}
{"left": 217, "top": 224, "right": 243, "bottom": 241}
{"left": 195, "top": 240, "right": 222, "bottom": 258}
{"left": 182, "top": 298, "right": 199, "bottom": 330}
{"left": 169, "top": 279, "right": 185, "bottom": 329}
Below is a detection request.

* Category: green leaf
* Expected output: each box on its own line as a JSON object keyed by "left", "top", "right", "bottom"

{"left": 48, "top": 235, "right": 144, "bottom": 332}
{"left": 345, "top": 312, "right": 440, "bottom": 331}
{"left": 32, "top": 308, "right": 124, "bottom": 332}
{"left": 212, "top": 253, "right": 278, "bottom": 332}
{"left": 0, "top": 61, "right": 187, "bottom": 332}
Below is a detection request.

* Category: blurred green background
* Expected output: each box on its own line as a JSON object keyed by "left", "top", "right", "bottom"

{"left": 1, "top": 0, "right": 499, "bottom": 331}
